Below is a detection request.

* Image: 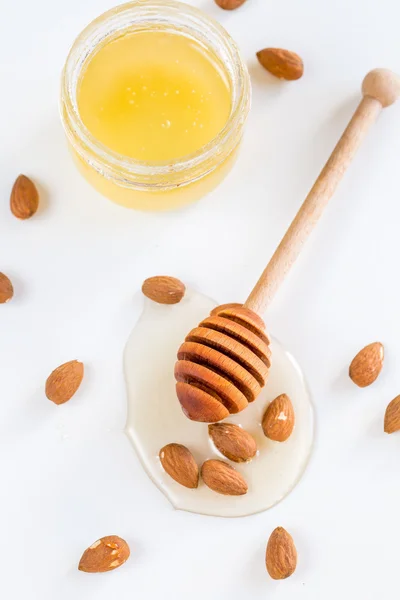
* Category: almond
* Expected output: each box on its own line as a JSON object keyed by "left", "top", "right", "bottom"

{"left": 201, "top": 459, "right": 248, "bottom": 495}
{"left": 266, "top": 527, "right": 297, "bottom": 580}
{"left": 214, "top": 0, "right": 247, "bottom": 9}
{"left": 349, "top": 342, "right": 384, "bottom": 387}
{"left": 10, "top": 175, "right": 39, "bottom": 219}
{"left": 0, "top": 272, "right": 14, "bottom": 304}
{"left": 262, "top": 394, "right": 295, "bottom": 442}
{"left": 142, "top": 276, "right": 185, "bottom": 305}
{"left": 45, "top": 360, "right": 84, "bottom": 405}
{"left": 384, "top": 395, "right": 400, "bottom": 434}
{"left": 209, "top": 423, "right": 257, "bottom": 462}
{"left": 159, "top": 443, "right": 199, "bottom": 488}
{"left": 256, "top": 48, "right": 304, "bottom": 81}
{"left": 79, "top": 535, "right": 130, "bottom": 573}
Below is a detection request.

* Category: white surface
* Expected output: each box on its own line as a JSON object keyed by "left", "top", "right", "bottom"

{"left": 1, "top": 0, "right": 400, "bottom": 597}
{"left": 124, "top": 290, "right": 313, "bottom": 517}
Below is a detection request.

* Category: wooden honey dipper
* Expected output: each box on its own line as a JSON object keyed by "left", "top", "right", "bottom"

{"left": 175, "top": 69, "right": 400, "bottom": 422}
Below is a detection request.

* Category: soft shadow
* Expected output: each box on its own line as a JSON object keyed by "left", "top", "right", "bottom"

{"left": 17, "top": 386, "right": 55, "bottom": 435}
{"left": 271, "top": 92, "right": 362, "bottom": 323}
{"left": 5, "top": 270, "right": 27, "bottom": 304}
{"left": 367, "top": 410, "right": 386, "bottom": 440}
{"left": 248, "top": 59, "right": 288, "bottom": 92}
{"left": 35, "top": 178, "right": 52, "bottom": 217}
{"left": 240, "top": 541, "right": 272, "bottom": 594}
{"left": 331, "top": 367, "right": 352, "bottom": 395}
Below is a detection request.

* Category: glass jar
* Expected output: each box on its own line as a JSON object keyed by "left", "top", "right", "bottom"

{"left": 60, "top": 0, "right": 251, "bottom": 211}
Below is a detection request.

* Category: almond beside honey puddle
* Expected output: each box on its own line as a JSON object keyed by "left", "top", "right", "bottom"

{"left": 124, "top": 282, "right": 314, "bottom": 517}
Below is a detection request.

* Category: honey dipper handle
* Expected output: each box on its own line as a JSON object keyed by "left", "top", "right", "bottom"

{"left": 244, "top": 69, "right": 400, "bottom": 315}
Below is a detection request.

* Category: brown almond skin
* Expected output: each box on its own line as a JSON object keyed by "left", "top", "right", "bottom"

{"left": 142, "top": 276, "right": 185, "bottom": 305}
{"left": 262, "top": 394, "right": 295, "bottom": 442}
{"left": 384, "top": 395, "right": 400, "bottom": 434}
{"left": 256, "top": 48, "right": 304, "bottom": 81}
{"left": 10, "top": 175, "right": 39, "bottom": 219}
{"left": 79, "top": 535, "right": 130, "bottom": 573}
{"left": 266, "top": 527, "right": 297, "bottom": 580}
{"left": 0, "top": 272, "right": 14, "bottom": 304}
{"left": 159, "top": 443, "right": 199, "bottom": 488}
{"left": 349, "top": 342, "right": 384, "bottom": 387}
{"left": 201, "top": 459, "right": 248, "bottom": 495}
{"left": 45, "top": 360, "right": 84, "bottom": 405}
{"left": 214, "top": 0, "right": 247, "bottom": 9}
{"left": 209, "top": 423, "right": 257, "bottom": 462}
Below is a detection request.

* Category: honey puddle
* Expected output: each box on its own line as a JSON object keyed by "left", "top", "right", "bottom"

{"left": 124, "top": 289, "right": 314, "bottom": 517}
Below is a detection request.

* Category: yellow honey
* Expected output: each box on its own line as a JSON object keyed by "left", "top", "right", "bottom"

{"left": 78, "top": 31, "right": 231, "bottom": 163}
{"left": 61, "top": 1, "right": 251, "bottom": 211}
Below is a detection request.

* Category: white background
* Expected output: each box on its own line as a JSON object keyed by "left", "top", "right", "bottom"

{"left": 1, "top": 0, "right": 400, "bottom": 597}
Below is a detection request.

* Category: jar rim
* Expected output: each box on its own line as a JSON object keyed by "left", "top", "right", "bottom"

{"left": 60, "top": 0, "right": 251, "bottom": 189}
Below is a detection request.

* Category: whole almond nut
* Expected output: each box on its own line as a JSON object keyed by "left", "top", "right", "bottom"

{"left": 79, "top": 535, "right": 130, "bottom": 573}
{"left": 159, "top": 443, "right": 199, "bottom": 488}
{"left": 266, "top": 527, "right": 297, "bottom": 580}
{"left": 201, "top": 459, "right": 248, "bottom": 495}
{"left": 262, "top": 394, "right": 295, "bottom": 442}
{"left": 0, "top": 272, "right": 14, "bottom": 304}
{"left": 209, "top": 423, "right": 257, "bottom": 462}
{"left": 256, "top": 48, "right": 304, "bottom": 81}
{"left": 10, "top": 175, "right": 39, "bottom": 219}
{"left": 384, "top": 395, "right": 400, "bottom": 434}
{"left": 142, "top": 276, "right": 185, "bottom": 305}
{"left": 214, "top": 0, "right": 247, "bottom": 9}
{"left": 349, "top": 342, "right": 384, "bottom": 387}
{"left": 45, "top": 360, "right": 84, "bottom": 405}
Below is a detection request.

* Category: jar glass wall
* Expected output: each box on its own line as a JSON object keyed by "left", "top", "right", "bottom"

{"left": 60, "top": 0, "right": 251, "bottom": 211}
